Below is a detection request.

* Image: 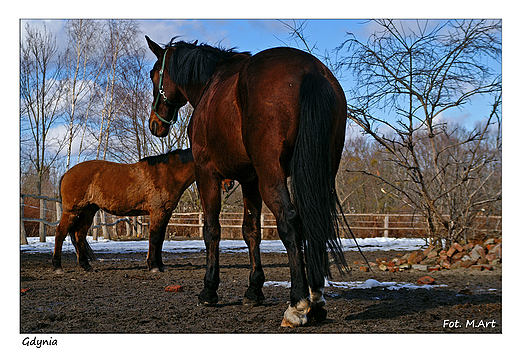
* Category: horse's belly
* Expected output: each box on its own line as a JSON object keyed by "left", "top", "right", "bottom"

{"left": 214, "top": 154, "right": 256, "bottom": 182}
{"left": 194, "top": 140, "right": 255, "bottom": 181}
{"left": 101, "top": 208, "right": 149, "bottom": 217}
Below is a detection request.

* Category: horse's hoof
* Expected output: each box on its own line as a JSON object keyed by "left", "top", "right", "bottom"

{"left": 243, "top": 287, "right": 265, "bottom": 307}
{"left": 149, "top": 265, "right": 166, "bottom": 272}
{"left": 308, "top": 288, "right": 327, "bottom": 323}
{"left": 281, "top": 318, "right": 296, "bottom": 328}
{"left": 198, "top": 288, "right": 218, "bottom": 306}
{"left": 281, "top": 299, "right": 310, "bottom": 327}
{"left": 307, "top": 304, "right": 327, "bottom": 323}
{"left": 243, "top": 297, "right": 263, "bottom": 307}
{"left": 53, "top": 268, "right": 64, "bottom": 275}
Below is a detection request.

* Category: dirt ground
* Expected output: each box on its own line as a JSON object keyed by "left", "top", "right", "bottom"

{"left": 20, "top": 243, "right": 501, "bottom": 334}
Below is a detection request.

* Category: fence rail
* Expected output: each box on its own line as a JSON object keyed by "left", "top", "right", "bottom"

{"left": 20, "top": 193, "right": 502, "bottom": 244}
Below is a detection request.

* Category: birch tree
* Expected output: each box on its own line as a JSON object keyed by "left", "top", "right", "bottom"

{"left": 96, "top": 19, "right": 141, "bottom": 160}
{"left": 62, "top": 19, "right": 105, "bottom": 169}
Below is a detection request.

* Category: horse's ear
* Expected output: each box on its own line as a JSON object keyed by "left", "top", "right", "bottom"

{"left": 145, "top": 35, "right": 164, "bottom": 58}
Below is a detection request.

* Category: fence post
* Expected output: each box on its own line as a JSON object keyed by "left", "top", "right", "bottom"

{"left": 39, "top": 198, "right": 47, "bottom": 242}
{"left": 92, "top": 211, "right": 99, "bottom": 241}
{"left": 100, "top": 210, "right": 110, "bottom": 240}
{"left": 260, "top": 213, "right": 265, "bottom": 239}
{"left": 20, "top": 195, "right": 28, "bottom": 245}
{"left": 198, "top": 212, "right": 204, "bottom": 238}
{"left": 136, "top": 216, "right": 143, "bottom": 238}
{"left": 383, "top": 215, "right": 389, "bottom": 238}
{"left": 55, "top": 201, "right": 62, "bottom": 224}
{"left": 132, "top": 217, "right": 137, "bottom": 237}
{"left": 125, "top": 217, "right": 131, "bottom": 237}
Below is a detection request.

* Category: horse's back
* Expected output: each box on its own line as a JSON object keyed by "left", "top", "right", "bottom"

{"left": 241, "top": 47, "right": 331, "bottom": 84}
{"left": 60, "top": 160, "right": 143, "bottom": 212}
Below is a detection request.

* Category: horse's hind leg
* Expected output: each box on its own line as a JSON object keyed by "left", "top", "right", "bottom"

{"left": 241, "top": 179, "right": 265, "bottom": 306}
{"left": 307, "top": 267, "right": 328, "bottom": 323}
{"left": 257, "top": 176, "right": 310, "bottom": 326}
{"left": 307, "top": 286, "right": 327, "bottom": 323}
{"left": 73, "top": 207, "right": 97, "bottom": 272}
{"left": 52, "top": 211, "right": 77, "bottom": 273}
{"left": 302, "top": 239, "right": 328, "bottom": 323}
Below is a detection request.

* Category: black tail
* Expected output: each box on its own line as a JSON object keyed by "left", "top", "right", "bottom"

{"left": 290, "top": 71, "right": 348, "bottom": 288}
{"left": 69, "top": 232, "right": 96, "bottom": 261}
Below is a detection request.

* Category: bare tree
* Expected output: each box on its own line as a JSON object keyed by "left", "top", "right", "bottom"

{"left": 95, "top": 19, "right": 141, "bottom": 160}
{"left": 106, "top": 42, "right": 192, "bottom": 163}
{"left": 62, "top": 19, "right": 106, "bottom": 169}
{"left": 20, "top": 22, "right": 66, "bottom": 195}
{"left": 108, "top": 46, "right": 151, "bottom": 162}
{"left": 337, "top": 20, "right": 502, "bottom": 247}
{"left": 336, "top": 135, "right": 403, "bottom": 214}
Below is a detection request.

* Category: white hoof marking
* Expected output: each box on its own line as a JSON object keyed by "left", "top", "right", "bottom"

{"left": 309, "top": 287, "right": 326, "bottom": 307}
{"left": 281, "top": 299, "right": 310, "bottom": 327}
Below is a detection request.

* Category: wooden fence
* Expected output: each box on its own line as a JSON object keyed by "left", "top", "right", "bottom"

{"left": 20, "top": 193, "right": 502, "bottom": 244}
{"left": 20, "top": 194, "right": 148, "bottom": 244}
{"left": 166, "top": 212, "right": 502, "bottom": 240}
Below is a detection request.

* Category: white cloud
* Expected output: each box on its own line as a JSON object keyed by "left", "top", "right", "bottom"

{"left": 46, "top": 123, "right": 98, "bottom": 159}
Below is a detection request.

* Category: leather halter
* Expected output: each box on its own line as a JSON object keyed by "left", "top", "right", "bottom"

{"left": 151, "top": 49, "right": 183, "bottom": 124}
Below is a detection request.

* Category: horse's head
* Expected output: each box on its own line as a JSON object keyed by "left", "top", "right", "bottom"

{"left": 146, "top": 36, "right": 188, "bottom": 137}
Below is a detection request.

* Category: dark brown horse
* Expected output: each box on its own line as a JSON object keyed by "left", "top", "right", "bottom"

{"left": 52, "top": 149, "right": 195, "bottom": 274}
{"left": 146, "top": 37, "right": 348, "bottom": 327}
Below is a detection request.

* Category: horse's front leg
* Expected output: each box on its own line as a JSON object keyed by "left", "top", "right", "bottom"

{"left": 241, "top": 179, "right": 265, "bottom": 306}
{"left": 147, "top": 213, "right": 169, "bottom": 272}
{"left": 196, "top": 170, "right": 222, "bottom": 306}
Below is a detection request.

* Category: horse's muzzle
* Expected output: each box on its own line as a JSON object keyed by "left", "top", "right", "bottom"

{"left": 151, "top": 120, "right": 159, "bottom": 136}
{"left": 149, "top": 114, "right": 170, "bottom": 137}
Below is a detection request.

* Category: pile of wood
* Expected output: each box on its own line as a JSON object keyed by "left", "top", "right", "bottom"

{"left": 356, "top": 237, "right": 502, "bottom": 272}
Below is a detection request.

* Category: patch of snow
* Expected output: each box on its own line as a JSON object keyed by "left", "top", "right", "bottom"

{"left": 264, "top": 278, "right": 447, "bottom": 290}
{"left": 263, "top": 281, "right": 292, "bottom": 288}
{"left": 20, "top": 236, "right": 426, "bottom": 254}
{"left": 338, "top": 237, "right": 426, "bottom": 252}
{"left": 327, "top": 278, "right": 447, "bottom": 290}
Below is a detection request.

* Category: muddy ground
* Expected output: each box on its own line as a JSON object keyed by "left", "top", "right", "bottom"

{"left": 20, "top": 244, "right": 501, "bottom": 334}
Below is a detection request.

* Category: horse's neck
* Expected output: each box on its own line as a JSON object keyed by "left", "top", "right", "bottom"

{"left": 166, "top": 159, "right": 195, "bottom": 190}
{"left": 179, "top": 55, "right": 246, "bottom": 107}
{"left": 181, "top": 84, "right": 206, "bottom": 108}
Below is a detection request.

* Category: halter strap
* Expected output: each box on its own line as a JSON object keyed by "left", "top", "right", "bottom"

{"left": 152, "top": 49, "right": 182, "bottom": 125}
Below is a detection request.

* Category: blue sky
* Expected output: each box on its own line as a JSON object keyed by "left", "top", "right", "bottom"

{"left": 21, "top": 18, "right": 501, "bottom": 130}
{"left": 139, "top": 19, "right": 501, "bottom": 127}
{"left": 138, "top": 19, "right": 363, "bottom": 56}
{"left": 30, "top": 19, "right": 366, "bottom": 69}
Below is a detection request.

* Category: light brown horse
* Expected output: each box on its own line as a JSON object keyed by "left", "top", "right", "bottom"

{"left": 52, "top": 149, "right": 195, "bottom": 273}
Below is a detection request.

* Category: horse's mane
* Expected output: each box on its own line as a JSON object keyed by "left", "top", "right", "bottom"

{"left": 166, "top": 38, "right": 250, "bottom": 86}
{"left": 139, "top": 148, "right": 193, "bottom": 166}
